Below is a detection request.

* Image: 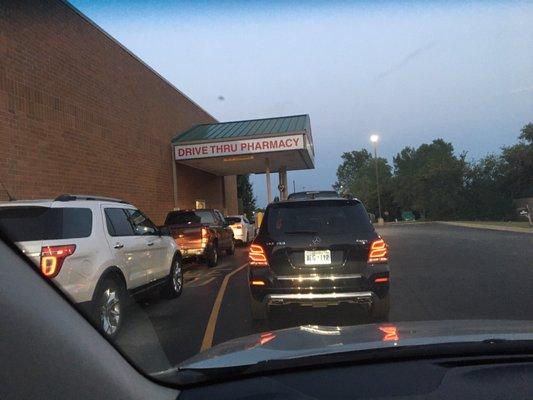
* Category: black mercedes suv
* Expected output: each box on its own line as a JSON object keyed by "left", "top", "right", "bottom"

{"left": 248, "top": 197, "right": 390, "bottom": 321}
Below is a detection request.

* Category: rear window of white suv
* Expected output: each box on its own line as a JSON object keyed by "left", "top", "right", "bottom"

{"left": 0, "top": 207, "right": 92, "bottom": 241}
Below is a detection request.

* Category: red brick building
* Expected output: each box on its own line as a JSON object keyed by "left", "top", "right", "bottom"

{"left": 0, "top": 0, "right": 238, "bottom": 223}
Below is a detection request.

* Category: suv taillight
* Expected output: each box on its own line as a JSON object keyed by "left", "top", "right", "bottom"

{"left": 201, "top": 227, "right": 208, "bottom": 247}
{"left": 40, "top": 245, "right": 76, "bottom": 278}
{"left": 249, "top": 244, "right": 268, "bottom": 266}
{"left": 368, "top": 239, "right": 388, "bottom": 264}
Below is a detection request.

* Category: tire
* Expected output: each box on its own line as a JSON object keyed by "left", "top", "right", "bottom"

{"left": 370, "top": 294, "right": 390, "bottom": 322}
{"left": 205, "top": 243, "right": 218, "bottom": 268}
{"left": 226, "top": 238, "right": 235, "bottom": 255}
{"left": 250, "top": 294, "right": 268, "bottom": 320}
{"left": 92, "top": 277, "right": 126, "bottom": 339}
{"left": 161, "top": 255, "right": 183, "bottom": 299}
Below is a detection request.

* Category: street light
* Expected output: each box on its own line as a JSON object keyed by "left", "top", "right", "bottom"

{"left": 370, "top": 133, "right": 383, "bottom": 225}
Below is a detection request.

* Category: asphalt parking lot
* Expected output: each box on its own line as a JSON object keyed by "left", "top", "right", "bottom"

{"left": 116, "top": 223, "right": 533, "bottom": 373}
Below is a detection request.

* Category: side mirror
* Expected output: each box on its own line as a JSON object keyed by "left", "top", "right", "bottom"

{"left": 159, "top": 226, "right": 171, "bottom": 236}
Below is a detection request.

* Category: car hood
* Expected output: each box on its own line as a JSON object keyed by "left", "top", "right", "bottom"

{"left": 180, "top": 320, "right": 533, "bottom": 370}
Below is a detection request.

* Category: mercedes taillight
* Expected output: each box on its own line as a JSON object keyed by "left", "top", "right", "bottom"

{"left": 249, "top": 244, "right": 268, "bottom": 266}
{"left": 368, "top": 238, "right": 388, "bottom": 264}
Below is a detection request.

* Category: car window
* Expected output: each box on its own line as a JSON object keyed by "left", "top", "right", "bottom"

{"left": 126, "top": 209, "right": 158, "bottom": 236}
{"left": 226, "top": 217, "right": 241, "bottom": 224}
{"left": 165, "top": 210, "right": 215, "bottom": 225}
{"left": 215, "top": 211, "right": 226, "bottom": 225}
{"left": 104, "top": 208, "right": 134, "bottom": 237}
{"left": 264, "top": 200, "right": 373, "bottom": 238}
{"left": 243, "top": 216, "right": 249, "bottom": 224}
{"left": 0, "top": 206, "right": 92, "bottom": 241}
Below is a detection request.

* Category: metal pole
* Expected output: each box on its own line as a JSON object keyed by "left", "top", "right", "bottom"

{"left": 278, "top": 167, "right": 288, "bottom": 200}
{"left": 292, "top": 180, "right": 296, "bottom": 193}
{"left": 265, "top": 158, "right": 272, "bottom": 204}
{"left": 373, "top": 144, "right": 382, "bottom": 221}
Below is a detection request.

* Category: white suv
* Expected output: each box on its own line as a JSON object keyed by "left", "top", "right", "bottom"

{"left": 0, "top": 195, "right": 183, "bottom": 338}
{"left": 226, "top": 214, "right": 255, "bottom": 244}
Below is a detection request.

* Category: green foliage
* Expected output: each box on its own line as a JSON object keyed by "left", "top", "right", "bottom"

{"left": 519, "top": 123, "right": 533, "bottom": 143}
{"left": 236, "top": 175, "right": 256, "bottom": 220}
{"left": 333, "top": 149, "right": 393, "bottom": 214}
{"left": 499, "top": 126, "right": 533, "bottom": 199}
{"left": 462, "top": 155, "right": 514, "bottom": 220}
{"left": 334, "top": 123, "right": 532, "bottom": 221}
{"left": 393, "top": 139, "right": 467, "bottom": 219}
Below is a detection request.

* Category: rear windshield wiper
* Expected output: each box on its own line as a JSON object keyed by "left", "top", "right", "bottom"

{"left": 283, "top": 230, "right": 319, "bottom": 234}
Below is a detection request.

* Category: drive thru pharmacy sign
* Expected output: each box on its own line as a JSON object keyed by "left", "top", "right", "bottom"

{"left": 174, "top": 134, "right": 305, "bottom": 160}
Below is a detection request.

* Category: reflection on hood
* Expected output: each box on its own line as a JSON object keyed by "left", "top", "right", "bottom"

{"left": 180, "top": 320, "right": 533, "bottom": 370}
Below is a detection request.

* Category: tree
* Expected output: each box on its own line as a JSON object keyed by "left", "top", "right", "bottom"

{"left": 499, "top": 123, "right": 533, "bottom": 199}
{"left": 334, "top": 149, "right": 393, "bottom": 216}
{"left": 237, "top": 175, "right": 256, "bottom": 219}
{"left": 519, "top": 123, "right": 533, "bottom": 143}
{"left": 392, "top": 139, "right": 467, "bottom": 219}
{"left": 462, "top": 155, "right": 514, "bottom": 220}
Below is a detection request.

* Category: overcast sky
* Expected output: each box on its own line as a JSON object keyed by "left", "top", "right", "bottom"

{"left": 71, "top": 0, "right": 533, "bottom": 207}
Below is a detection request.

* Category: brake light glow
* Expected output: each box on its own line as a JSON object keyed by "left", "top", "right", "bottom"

{"left": 259, "top": 332, "right": 276, "bottom": 345}
{"left": 251, "top": 280, "right": 265, "bottom": 286}
{"left": 379, "top": 326, "right": 399, "bottom": 341}
{"left": 368, "top": 238, "right": 388, "bottom": 264}
{"left": 249, "top": 244, "right": 268, "bottom": 266}
{"left": 374, "top": 277, "right": 389, "bottom": 283}
{"left": 201, "top": 227, "right": 208, "bottom": 247}
{"left": 40, "top": 245, "right": 76, "bottom": 278}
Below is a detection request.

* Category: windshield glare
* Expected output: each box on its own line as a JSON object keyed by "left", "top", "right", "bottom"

{"left": 1, "top": 0, "right": 532, "bottom": 388}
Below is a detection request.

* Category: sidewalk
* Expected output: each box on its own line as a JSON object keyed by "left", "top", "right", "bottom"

{"left": 438, "top": 221, "right": 533, "bottom": 234}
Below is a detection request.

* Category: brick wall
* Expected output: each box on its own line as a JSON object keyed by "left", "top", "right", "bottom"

{"left": 0, "top": 0, "right": 232, "bottom": 224}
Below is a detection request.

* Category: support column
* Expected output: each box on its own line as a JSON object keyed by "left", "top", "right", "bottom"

{"left": 171, "top": 145, "right": 178, "bottom": 210}
{"left": 265, "top": 158, "right": 272, "bottom": 204}
{"left": 223, "top": 175, "right": 238, "bottom": 215}
{"left": 278, "top": 167, "right": 288, "bottom": 200}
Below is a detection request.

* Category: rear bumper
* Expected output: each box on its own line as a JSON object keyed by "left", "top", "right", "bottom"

{"left": 266, "top": 291, "right": 373, "bottom": 306}
{"left": 181, "top": 247, "right": 206, "bottom": 258}
{"left": 249, "top": 264, "right": 389, "bottom": 305}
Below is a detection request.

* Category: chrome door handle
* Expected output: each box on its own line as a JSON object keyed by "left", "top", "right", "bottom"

{"left": 114, "top": 243, "right": 124, "bottom": 249}
{"left": 147, "top": 242, "right": 154, "bottom": 247}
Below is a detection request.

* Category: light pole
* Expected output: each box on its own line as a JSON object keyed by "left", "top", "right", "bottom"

{"left": 370, "top": 134, "right": 384, "bottom": 225}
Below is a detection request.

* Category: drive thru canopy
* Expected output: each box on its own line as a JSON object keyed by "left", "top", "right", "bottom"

{"left": 171, "top": 114, "right": 315, "bottom": 203}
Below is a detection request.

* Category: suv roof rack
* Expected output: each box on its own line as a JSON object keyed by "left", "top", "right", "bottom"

{"left": 287, "top": 190, "right": 340, "bottom": 200}
{"left": 54, "top": 194, "right": 128, "bottom": 203}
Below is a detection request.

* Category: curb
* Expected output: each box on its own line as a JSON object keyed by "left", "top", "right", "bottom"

{"left": 437, "top": 221, "right": 533, "bottom": 234}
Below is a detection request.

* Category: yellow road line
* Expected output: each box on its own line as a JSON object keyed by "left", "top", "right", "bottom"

{"left": 200, "top": 262, "right": 249, "bottom": 351}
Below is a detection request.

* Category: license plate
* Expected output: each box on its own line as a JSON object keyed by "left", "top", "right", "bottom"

{"left": 304, "top": 250, "right": 331, "bottom": 265}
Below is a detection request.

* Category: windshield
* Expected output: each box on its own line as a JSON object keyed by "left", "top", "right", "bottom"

{"left": 1, "top": 0, "right": 532, "bottom": 389}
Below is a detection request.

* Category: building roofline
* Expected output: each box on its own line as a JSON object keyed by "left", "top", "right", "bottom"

{"left": 171, "top": 114, "right": 310, "bottom": 143}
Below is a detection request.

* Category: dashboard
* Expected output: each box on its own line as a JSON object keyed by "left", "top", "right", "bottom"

{"left": 179, "top": 356, "right": 533, "bottom": 399}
